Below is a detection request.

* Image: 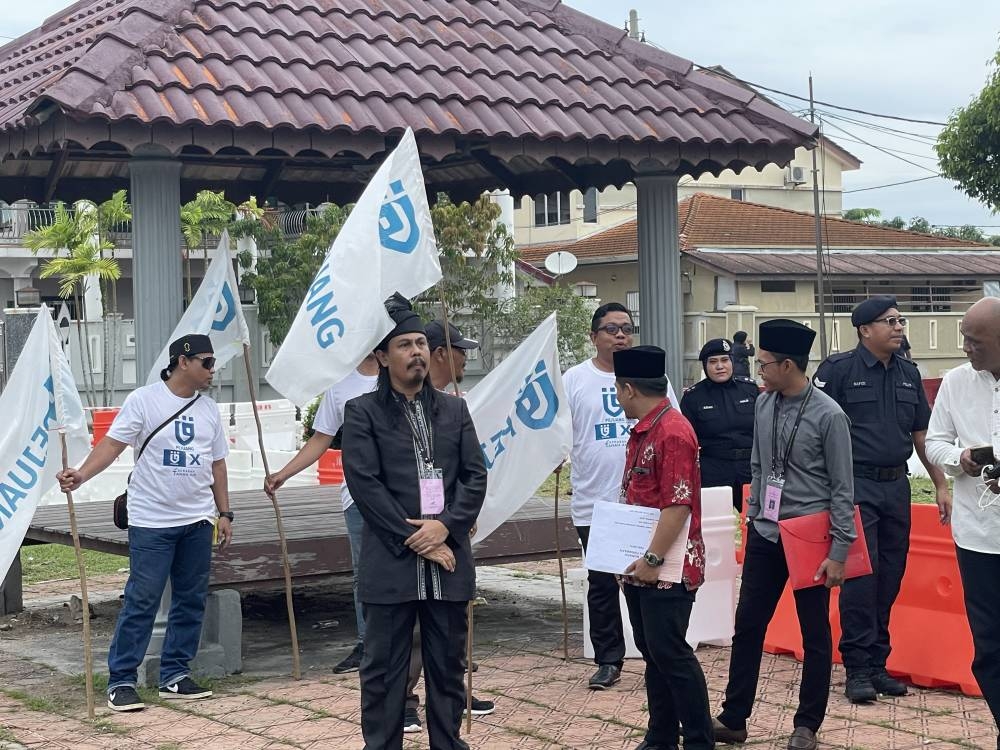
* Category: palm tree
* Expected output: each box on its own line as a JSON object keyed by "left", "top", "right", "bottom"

{"left": 24, "top": 202, "right": 121, "bottom": 408}
{"left": 181, "top": 190, "right": 236, "bottom": 303}
{"left": 95, "top": 191, "right": 131, "bottom": 405}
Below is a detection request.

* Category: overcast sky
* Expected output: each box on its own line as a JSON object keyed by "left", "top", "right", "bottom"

{"left": 3, "top": 1, "right": 999, "bottom": 229}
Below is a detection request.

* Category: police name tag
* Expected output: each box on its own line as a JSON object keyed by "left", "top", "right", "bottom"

{"left": 762, "top": 476, "right": 785, "bottom": 522}
{"left": 419, "top": 468, "right": 445, "bottom": 515}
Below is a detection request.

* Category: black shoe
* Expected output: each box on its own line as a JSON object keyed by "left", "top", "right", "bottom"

{"left": 464, "top": 696, "right": 495, "bottom": 716}
{"left": 712, "top": 717, "right": 748, "bottom": 744}
{"left": 107, "top": 686, "right": 145, "bottom": 712}
{"left": 333, "top": 642, "right": 363, "bottom": 674}
{"left": 871, "top": 669, "right": 908, "bottom": 696}
{"left": 588, "top": 664, "right": 621, "bottom": 690}
{"left": 403, "top": 707, "right": 422, "bottom": 733}
{"left": 787, "top": 727, "right": 817, "bottom": 750}
{"left": 635, "top": 741, "right": 679, "bottom": 750}
{"left": 844, "top": 672, "right": 878, "bottom": 703}
{"left": 159, "top": 676, "right": 212, "bottom": 700}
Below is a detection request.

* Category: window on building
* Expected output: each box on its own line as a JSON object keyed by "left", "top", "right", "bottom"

{"left": 929, "top": 319, "right": 939, "bottom": 350}
{"left": 583, "top": 188, "right": 599, "bottom": 223}
{"left": 626, "top": 290, "right": 640, "bottom": 334}
{"left": 730, "top": 188, "right": 745, "bottom": 201}
{"left": 761, "top": 280, "right": 796, "bottom": 293}
{"left": 533, "top": 191, "right": 571, "bottom": 227}
{"left": 574, "top": 282, "right": 598, "bottom": 298}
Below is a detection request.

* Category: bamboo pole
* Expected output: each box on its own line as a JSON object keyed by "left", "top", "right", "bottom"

{"left": 552, "top": 465, "right": 570, "bottom": 661}
{"left": 61, "top": 431, "right": 95, "bottom": 718}
{"left": 243, "top": 344, "right": 301, "bottom": 680}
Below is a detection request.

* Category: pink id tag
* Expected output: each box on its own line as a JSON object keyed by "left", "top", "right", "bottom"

{"left": 419, "top": 470, "right": 445, "bottom": 515}
{"left": 762, "top": 477, "right": 784, "bottom": 522}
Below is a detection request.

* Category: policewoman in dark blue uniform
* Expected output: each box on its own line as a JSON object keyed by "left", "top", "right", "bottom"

{"left": 814, "top": 296, "right": 951, "bottom": 703}
{"left": 681, "top": 338, "right": 759, "bottom": 511}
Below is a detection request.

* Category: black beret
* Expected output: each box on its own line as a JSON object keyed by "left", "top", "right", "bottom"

{"left": 699, "top": 338, "right": 733, "bottom": 361}
{"left": 851, "top": 295, "right": 897, "bottom": 327}
{"left": 613, "top": 345, "right": 665, "bottom": 379}
{"left": 758, "top": 319, "right": 816, "bottom": 357}
{"left": 377, "top": 293, "right": 425, "bottom": 349}
{"left": 169, "top": 334, "right": 213, "bottom": 359}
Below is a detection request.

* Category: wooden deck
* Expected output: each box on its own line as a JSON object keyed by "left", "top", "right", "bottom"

{"left": 27, "top": 486, "right": 580, "bottom": 590}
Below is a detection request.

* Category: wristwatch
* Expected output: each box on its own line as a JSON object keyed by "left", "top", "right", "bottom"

{"left": 218, "top": 511, "right": 234, "bottom": 521}
{"left": 643, "top": 550, "right": 664, "bottom": 567}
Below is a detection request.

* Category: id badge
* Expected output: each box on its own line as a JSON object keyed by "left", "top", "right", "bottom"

{"left": 419, "top": 468, "right": 445, "bottom": 516}
{"left": 762, "top": 475, "right": 785, "bottom": 522}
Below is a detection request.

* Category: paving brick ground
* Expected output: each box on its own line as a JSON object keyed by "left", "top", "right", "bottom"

{"left": 1, "top": 568, "right": 996, "bottom": 749}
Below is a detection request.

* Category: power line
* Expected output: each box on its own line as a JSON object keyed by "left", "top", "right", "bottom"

{"left": 843, "top": 175, "right": 943, "bottom": 194}
{"left": 818, "top": 111, "right": 940, "bottom": 144}
{"left": 820, "top": 117, "right": 940, "bottom": 174}
{"left": 827, "top": 135, "right": 938, "bottom": 162}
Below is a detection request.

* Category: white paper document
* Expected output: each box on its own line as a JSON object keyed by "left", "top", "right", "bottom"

{"left": 586, "top": 501, "right": 691, "bottom": 583}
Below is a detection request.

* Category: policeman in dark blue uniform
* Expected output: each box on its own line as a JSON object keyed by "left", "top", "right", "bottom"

{"left": 681, "top": 338, "right": 759, "bottom": 511}
{"left": 814, "top": 296, "right": 951, "bottom": 703}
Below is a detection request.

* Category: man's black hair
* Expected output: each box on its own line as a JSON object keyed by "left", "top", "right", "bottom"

{"left": 591, "top": 302, "right": 633, "bottom": 332}
{"left": 616, "top": 375, "right": 668, "bottom": 398}
{"left": 772, "top": 352, "right": 809, "bottom": 373}
{"left": 159, "top": 356, "right": 179, "bottom": 382}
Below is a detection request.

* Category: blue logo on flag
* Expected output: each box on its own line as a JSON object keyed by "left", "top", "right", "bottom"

{"left": 175, "top": 415, "right": 195, "bottom": 446}
{"left": 379, "top": 180, "right": 420, "bottom": 254}
{"left": 163, "top": 449, "right": 187, "bottom": 467}
{"left": 211, "top": 282, "right": 237, "bottom": 331}
{"left": 514, "top": 360, "right": 559, "bottom": 430}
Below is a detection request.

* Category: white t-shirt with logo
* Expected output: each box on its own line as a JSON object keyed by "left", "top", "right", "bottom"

{"left": 564, "top": 359, "right": 678, "bottom": 526}
{"left": 312, "top": 369, "right": 378, "bottom": 511}
{"left": 108, "top": 381, "right": 228, "bottom": 528}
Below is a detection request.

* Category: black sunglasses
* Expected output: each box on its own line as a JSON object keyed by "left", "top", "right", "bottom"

{"left": 188, "top": 354, "right": 216, "bottom": 370}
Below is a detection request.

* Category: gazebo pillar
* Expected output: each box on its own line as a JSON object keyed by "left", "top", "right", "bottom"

{"left": 636, "top": 172, "right": 683, "bottom": 390}
{"left": 129, "top": 148, "right": 183, "bottom": 379}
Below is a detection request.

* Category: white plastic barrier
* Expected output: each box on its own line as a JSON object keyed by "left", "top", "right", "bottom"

{"left": 250, "top": 450, "right": 318, "bottom": 487}
{"left": 219, "top": 399, "right": 298, "bottom": 452}
{"left": 686, "top": 486, "right": 739, "bottom": 648}
{"left": 38, "top": 447, "right": 135, "bottom": 507}
{"left": 572, "top": 486, "right": 740, "bottom": 657}
{"left": 227, "top": 449, "right": 255, "bottom": 492}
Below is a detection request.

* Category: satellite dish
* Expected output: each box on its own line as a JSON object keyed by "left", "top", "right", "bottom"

{"left": 544, "top": 251, "right": 578, "bottom": 276}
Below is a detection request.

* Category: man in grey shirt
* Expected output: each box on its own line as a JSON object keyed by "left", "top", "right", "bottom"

{"left": 714, "top": 319, "right": 855, "bottom": 750}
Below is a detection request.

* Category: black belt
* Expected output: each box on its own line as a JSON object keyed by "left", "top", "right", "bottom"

{"left": 853, "top": 464, "right": 907, "bottom": 482}
{"left": 701, "top": 448, "right": 752, "bottom": 461}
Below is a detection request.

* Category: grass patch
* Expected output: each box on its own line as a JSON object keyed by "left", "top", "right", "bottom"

{"left": 91, "top": 717, "right": 129, "bottom": 735}
{"left": 1, "top": 688, "right": 73, "bottom": 714}
{"left": 535, "top": 465, "right": 571, "bottom": 500}
{"left": 910, "top": 476, "right": 944, "bottom": 504}
{"left": 21, "top": 544, "right": 125, "bottom": 585}
{"left": 0, "top": 726, "right": 17, "bottom": 741}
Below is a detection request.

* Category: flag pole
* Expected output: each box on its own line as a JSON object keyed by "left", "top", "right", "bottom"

{"left": 242, "top": 344, "right": 302, "bottom": 680}
{"left": 552, "top": 464, "right": 569, "bottom": 661}
{"left": 61, "top": 430, "right": 95, "bottom": 718}
{"left": 435, "top": 292, "right": 474, "bottom": 732}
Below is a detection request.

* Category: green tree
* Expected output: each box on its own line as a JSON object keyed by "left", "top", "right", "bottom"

{"left": 491, "top": 284, "right": 593, "bottom": 370}
{"left": 180, "top": 190, "right": 236, "bottom": 303}
{"left": 841, "top": 207, "right": 883, "bottom": 223}
{"left": 24, "top": 202, "right": 122, "bottom": 407}
{"left": 937, "top": 49, "right": 1000, "bottom": 211}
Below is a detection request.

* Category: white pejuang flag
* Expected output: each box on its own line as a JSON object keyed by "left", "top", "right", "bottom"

{"left": 265, "top": 127, "right": 442, "bottom": 406}
{"left": 0, "top": 306, "right": 89, "bottom": 580}
{"left": 468, "top": 314, "right": 572, "bottom": 544}
{"left": 145, "top": 230, "right": 251, "bottom": 385}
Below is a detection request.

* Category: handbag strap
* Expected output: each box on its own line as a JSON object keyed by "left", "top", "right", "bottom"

{"left": 135, "top": 393, "right": 202, "bottom": 463}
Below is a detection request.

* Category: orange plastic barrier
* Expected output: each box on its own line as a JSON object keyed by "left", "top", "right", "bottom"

{"left": 922, "top": 377, "right": 942, "bottom": 409}
{"left": 760, "top": 504, "right": 979, "bottom": 695}
{"left": 91, "top": 408, "right": 120, "bottom": 446}
{"left": 735, "top": 485, "right": 750, "bottom": 564}
{"left": 318, "top": 449, "right": 344, "bottom": 485}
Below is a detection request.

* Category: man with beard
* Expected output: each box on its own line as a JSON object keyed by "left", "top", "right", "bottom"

{"left": 681, "top": 338, "right": 759, "bottom": 511}
{"left": 563, "top": 302, "right": 677, "bottom": 690}
{"left": 343, "top": 297, "right": 487, "bottom": 750}
{"left": 814, "top": 296, "right": 949, "bottom": 702}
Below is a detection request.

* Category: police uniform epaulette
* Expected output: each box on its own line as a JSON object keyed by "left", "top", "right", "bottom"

{"left": 894, "top": 355, "right": 921, "bottom": 376}
{"left": 684, "top": 380, "right": 707, "bottom": 393}
{"left": 823, "top": 351, "right": 855, "bottom": 365}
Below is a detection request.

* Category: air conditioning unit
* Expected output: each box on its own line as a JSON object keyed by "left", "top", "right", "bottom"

{"left": 785, "top": 166, "right": 807, "bottom": 185}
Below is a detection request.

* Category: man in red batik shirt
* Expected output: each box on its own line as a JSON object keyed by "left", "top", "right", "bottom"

{"left": 614, "top": 345, "right": 714, "bottom": 750}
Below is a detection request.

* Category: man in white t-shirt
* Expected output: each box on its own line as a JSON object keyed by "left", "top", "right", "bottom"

{"left": 265, "top": 353, "right": 379, "bottom": 674}
{"left": 926, "top": 297, "right": 1000, "bottom": 746}
{"left": 564, "top": 302, "right": 677, "bottom": 690}
{"left": 59, "top": 334, "right": 231, "bottom": 713}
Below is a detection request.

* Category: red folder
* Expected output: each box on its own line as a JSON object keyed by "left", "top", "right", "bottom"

{"left": 777, "top": 506, "right": 872, "bottom": 590}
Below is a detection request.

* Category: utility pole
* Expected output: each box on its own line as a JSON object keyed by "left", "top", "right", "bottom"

{"left": 809, "top": 74, "right": 829, "bottom": 359}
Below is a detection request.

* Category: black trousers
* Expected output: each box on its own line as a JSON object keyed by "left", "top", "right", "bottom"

{"left": 577, "top": 525, "right": 626, "bottom": 667}
{"left": 362, "top": 600, "right": 468, "bottom": 750}
{"left": 623, "top": 583, "right": 714, "bottom": 749}
{"left": 956, "top": 545, "right": 1000, "bottom": 745}
{"left": 838, "top": 475, "right": 911, "bottom": 672}
{"left": 720, "top": 524, "right": 832, "bottom": 733}
{"left": 700, "top": 455, "right": 752, "bottom": 512}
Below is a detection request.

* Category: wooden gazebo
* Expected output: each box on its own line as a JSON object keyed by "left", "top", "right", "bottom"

{"left": 0, "top": 0, "right": 816, "bottom": 383}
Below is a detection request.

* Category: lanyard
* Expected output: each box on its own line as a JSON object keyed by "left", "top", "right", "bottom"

{"left": 398, "top": 395, "right": 434, "bottom": 469}
{"left": 770, "top": 383, "right": 813, "bottom": 478}
{"left": 620, "top": 403, "right": 672, "bottom": 496}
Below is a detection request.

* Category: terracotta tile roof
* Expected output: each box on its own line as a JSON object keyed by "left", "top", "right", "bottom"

{"left": 0, "top": 0, "right": 815, "bottom": 151}
{"left": 684, "top": 249, "right": 1000, "bottom": 277}
{"left": 520, "top": 193, "right": 991, "bottom": 265}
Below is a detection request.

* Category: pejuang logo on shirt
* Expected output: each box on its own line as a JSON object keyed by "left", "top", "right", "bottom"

{"left": 602, "top": 387, "right": 624, "bottom": 418}
{"left": 593, "top": 387, "right": 630, "bottom": 442}
{"left": 174, "top": 415, "right": 195, "bottom": 445}
{"left": 162, "top": 414, "right": 204, "bottom": 471}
